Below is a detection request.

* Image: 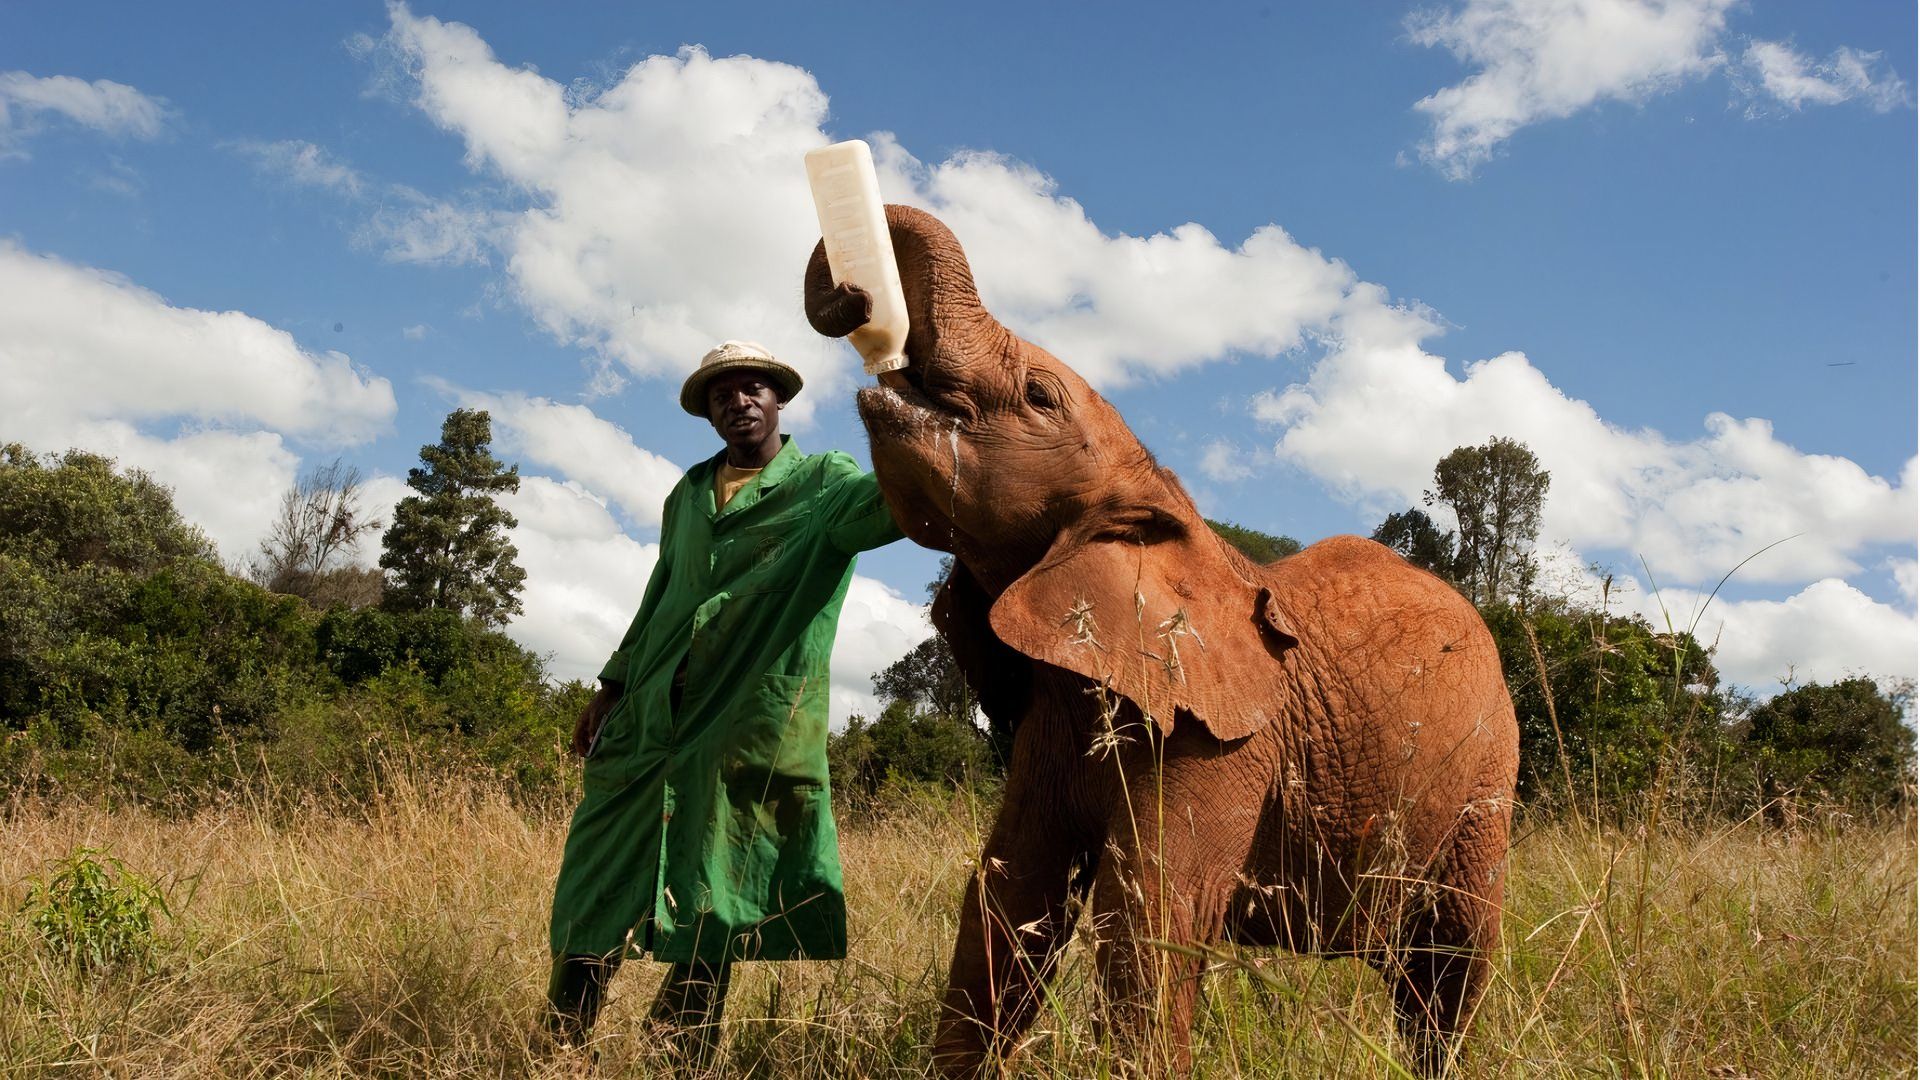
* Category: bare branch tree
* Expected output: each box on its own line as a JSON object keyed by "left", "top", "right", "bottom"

{"left": 252, "top": 459, "right": 383, "bottom": 604}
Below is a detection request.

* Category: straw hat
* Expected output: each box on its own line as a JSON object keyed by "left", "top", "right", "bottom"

{"left": 679, "top": 340, "right": 804, "bottom": 417}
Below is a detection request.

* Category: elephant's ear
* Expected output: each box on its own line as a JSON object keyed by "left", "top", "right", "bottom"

{"left": 988, "top": 530, "right": 1298, "bottom": 742}
{"left": 933, "top": 562, "right": 1031, "bottom": 742}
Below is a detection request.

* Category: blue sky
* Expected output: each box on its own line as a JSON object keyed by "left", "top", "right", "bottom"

{"left": 3, "top": 1, "right": 1913, "bottom": 718}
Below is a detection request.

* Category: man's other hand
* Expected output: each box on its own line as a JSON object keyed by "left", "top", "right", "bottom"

{"left": 572, "top": 681, "right": 621, "bottom": 757}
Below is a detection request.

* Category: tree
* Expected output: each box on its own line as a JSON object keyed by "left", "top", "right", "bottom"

{"left": 0, "top": 443, "right": 213, "bottom": 571}
{"left": 1205, "top": 519, "right": 1301, "bottom": 563}
{"left": 1371, "top": 508, "right": 1459, "bottom": 581}
{"left": 0, "top": 445, "right": 310, "bottom": 750}
{"left": 873, "top": 634, "right": 973, "bottom": 735}
{"left": 378, "top": 409, "right": 526, "bottom": 627}
{"left": 1425, "top": 437, "right": 1549, "bottom": 606}
{"left": 870, "top": 625, "right": 1015, "bottom": 771}
{"left": 1743, "top": 677, "right": 1916, "bottom": 812}
{"left": 251, "top": 459, "right": 383, "bottom": 607}
{"left": 838, "top": 556, "right": 1011, "bottom": 793}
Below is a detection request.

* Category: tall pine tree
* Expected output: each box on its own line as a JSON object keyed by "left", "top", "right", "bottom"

{"left": 379, "top": 409, "right": 526, "bottom": 626}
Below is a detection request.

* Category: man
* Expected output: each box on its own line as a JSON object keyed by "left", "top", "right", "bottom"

{"left": 544, "top": 340, "right": 903, "bottom": 1062}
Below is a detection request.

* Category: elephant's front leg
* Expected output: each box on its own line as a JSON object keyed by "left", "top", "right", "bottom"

{"left": 933, "top": 780, "right": 1095, "bottom": 1076}
{"left": 1088, "top": 785, "right": 1239, "bottom": 1076}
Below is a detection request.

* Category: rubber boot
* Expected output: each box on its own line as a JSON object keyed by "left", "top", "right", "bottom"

{"left": 544, "top": 951, "right": 622, "bottom": 1051}
{"left": 649, "top": 959, "right": 733, "bottom": 1070}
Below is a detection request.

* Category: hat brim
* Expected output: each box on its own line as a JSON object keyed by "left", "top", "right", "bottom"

{"left": 680, "top": 357, "right": 804, "bottom": 417}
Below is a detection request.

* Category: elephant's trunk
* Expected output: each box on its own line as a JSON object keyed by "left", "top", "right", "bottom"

{"left": 804, "top": 204, "right": 1012, "bottom": 377}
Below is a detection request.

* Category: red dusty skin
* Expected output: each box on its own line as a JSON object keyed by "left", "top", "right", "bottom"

{"left": 804, "top": 206, "right": 1520, "bottom": 1079}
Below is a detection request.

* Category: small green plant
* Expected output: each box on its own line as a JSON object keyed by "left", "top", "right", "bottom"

{"left": 19, "top": 846, "right": 169, "bottom": 975}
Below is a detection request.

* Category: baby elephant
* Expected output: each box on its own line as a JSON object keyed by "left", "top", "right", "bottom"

{"left": 806, "top": 205, "right": 1518, "bottom": 1076}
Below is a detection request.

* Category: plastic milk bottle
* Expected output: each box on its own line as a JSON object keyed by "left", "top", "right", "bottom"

{"left": 805, "top": 140, "right": 910, "bottom": 375}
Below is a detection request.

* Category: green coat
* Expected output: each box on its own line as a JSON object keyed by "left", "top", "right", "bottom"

{"left": 549, "top": 436, "right": 902, "bottom": 963}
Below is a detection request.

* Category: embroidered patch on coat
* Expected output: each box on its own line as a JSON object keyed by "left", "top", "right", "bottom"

{"left": 753, "top": 535, "right": 788, "bottom": 568}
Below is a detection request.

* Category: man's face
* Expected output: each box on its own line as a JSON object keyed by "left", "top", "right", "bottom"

{"left": 705, "top": 370, "right": 783, "bottom": 451}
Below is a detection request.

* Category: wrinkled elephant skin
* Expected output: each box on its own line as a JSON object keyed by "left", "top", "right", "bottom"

{"left": 805, "top": 206, "right": 1519, "bottom": 1077}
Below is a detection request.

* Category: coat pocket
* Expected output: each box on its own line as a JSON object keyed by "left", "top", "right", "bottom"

{"left": 722, "top": 673, "right": 828, "bottom": 786}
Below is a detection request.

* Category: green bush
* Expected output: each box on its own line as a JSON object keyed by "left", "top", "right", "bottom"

{"left": 830, "top": 701, "right": 996, "bottom": 802}
{"left": 315, "top": 606, "right": 473, "bottom": 685}
{"left": 1742, "top": 677, "right": 1916, "bottom": 811}
{"left": 1482, "top": 599, "right": 1730, "bottom": 813}
{"left": 1205, "top": 518, "right": 1301, "bottom": 563}
{"left": 0, "top": 444, "right": 213, "bottom": 571}
{"left": 2, "top": 449, "right": 318, "bottom": 754}
{"left": 19, "top": 846, "right": 170, "bottom": 976}
{"left": 0, "top": 443, "right": 583, "bottom": 810}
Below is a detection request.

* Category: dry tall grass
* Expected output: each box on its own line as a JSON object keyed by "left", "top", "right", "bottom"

{"left": 2, "top": 774, "right": 1913, "bottom": 1077}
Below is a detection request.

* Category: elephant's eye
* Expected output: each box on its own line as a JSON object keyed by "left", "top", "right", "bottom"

{"left": 1024, "top": 377, "right": 1057, "bottom": 411}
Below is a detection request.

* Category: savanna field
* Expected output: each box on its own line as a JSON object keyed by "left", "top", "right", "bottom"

{"left": 6, "top": 3, "right": 1918, "bottom": 1076}
{"left": 3, "top": 769, "right": 1913, "bottom": 1079}
{"left": 3, "top": 434, "right": 1916, "bottom": 1078}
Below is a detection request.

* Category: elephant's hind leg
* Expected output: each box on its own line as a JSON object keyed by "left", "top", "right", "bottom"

{"left": 1375, "top": 884, "right": 1500, "bottom": 1077}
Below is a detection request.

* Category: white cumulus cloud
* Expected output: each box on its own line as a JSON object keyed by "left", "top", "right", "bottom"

{"left": 378, "top": 7, "right": 841, "bottom": 418}
{"left": 889, "top": 141, "right": 1363, "bottom": 388}
{"left": 1637, "top": 578, "right": 1920, "bottom": 689}
{"left": 0, "top": 70, "right": 171, "bottom": 156}
{"left": 1890, "top": 558, "right": 1918, "bottom": 606}
{"left": 1405, "top": 2, "right": 1912, "bottom": 177}
{"left": 0, "top": 242, "right": 396, "bottom": 561}
{"left": 1199, "top": 439, "right": 1257, "bottom": 483}
{"left": 360, "top": 187, "right": 501, "bottom": 266}
{"left": 492, "top": 476, "right": 661, "bottom": 682}
{"left": 372, "top": 4, "right": 1392, "bottom": 398}
{"left": 829, "top": 574, "right": 934, "bottom": 724}
{"left": 450, "top": 390, "right": 684, "bottom": 528}
{"left": 360, "top": 7, "right": 1913, "bottom": 693}
{"left": 0, "top": 242, "right": 395, "bottom": 444}
{"left": 226, "top": 135, "right": 501, "bottom": 267}
{"left": 1255, "top": 330, "right": 1916, "bottom": 587}
{"left": 1406, "top": 0, "right": 1736, "bottom": 178}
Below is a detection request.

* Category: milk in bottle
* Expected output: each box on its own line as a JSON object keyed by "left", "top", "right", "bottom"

{"left": 804, "top": 140, "right": 910, "bottom": 375}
